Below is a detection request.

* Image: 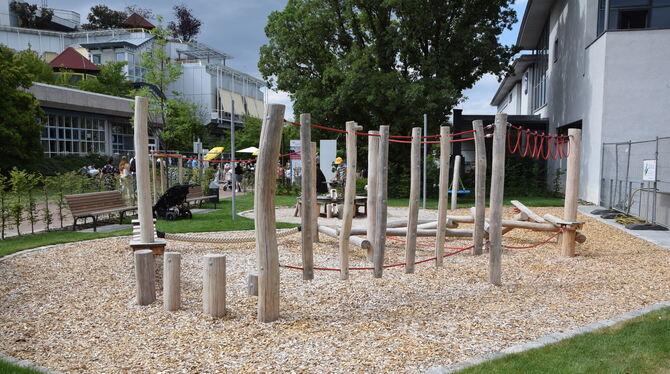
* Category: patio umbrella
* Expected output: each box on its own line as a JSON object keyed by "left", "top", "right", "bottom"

{"left": 204, "top": 146, "right": 224, "bottom": 161}
{"left": 237, "top": 146, "right": 260, "bottom": 154}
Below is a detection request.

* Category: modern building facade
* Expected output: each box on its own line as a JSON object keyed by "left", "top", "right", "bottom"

{"left": 488, "top": 0, "right": 670, "bottom": 226}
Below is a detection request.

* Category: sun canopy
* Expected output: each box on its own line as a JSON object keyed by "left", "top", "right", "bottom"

{"left": 237, "top": 146, "right": 259, "bottom": 154}
{"left": 204, "top": 146, "right": 224, "bottom": 161}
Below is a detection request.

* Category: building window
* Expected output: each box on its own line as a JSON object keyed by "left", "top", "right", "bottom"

{"left": 91, "top": 54, "right": 101, "bottom": 65}
{"left": 111, "top": 122, "right": 134, "bottom": 154}
{"left": 41, "top": 113, "right": 107, "bottom": 156}
{"left": 531, "top": 24, "right": 549, "bottom": 112}
{"left": 598, "top": 0, "right": 670, "bottom": 34}
{"left": 115, "top": 52, "right": 125, "bottom": 62}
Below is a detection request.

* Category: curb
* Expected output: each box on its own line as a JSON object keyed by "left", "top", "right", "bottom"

{"left": 426, "top": 300, "right": 670, "bottom": 374}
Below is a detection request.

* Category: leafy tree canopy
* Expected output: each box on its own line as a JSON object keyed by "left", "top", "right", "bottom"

{"left": 10, "top": 1, "right": 54, "bottom": 29}
{"left": 124, "top": 5, "right": 153, "bottom": 20}
{"left": 13, "top": 47, "right": 55, "bottom": 84}
{"left": 168, "top": 5, "right": 202, "bottom": 42}
{"left": 82, "top": 5, "right": 127, "bottom": 30}
{"left": 77, "top": 61, "right": 133, "bottom": 98}
{"left": 160, "top": 98, "right": 208, "bottom": 152}
{"left": 0, "top": 45, "right": 45, "bottom": 173}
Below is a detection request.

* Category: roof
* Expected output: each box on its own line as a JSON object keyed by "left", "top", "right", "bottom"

{"left": 122, "top": 13, "right": 155, "bottom": 29}
{"left": 49, "top": 47, "right": 100, "bottom": 71}
{"left": 490, "top": 55, "right": 538, "bottom": 106}
{"left": 516, "top": 0, "right": 555, "bottom": 49}
{"left": 80, "top": 35, "right": 154, "bottom": 50}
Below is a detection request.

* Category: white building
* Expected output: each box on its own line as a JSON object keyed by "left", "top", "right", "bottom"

{"left": 490, "top": 0, "right": 670, "bottom": 227}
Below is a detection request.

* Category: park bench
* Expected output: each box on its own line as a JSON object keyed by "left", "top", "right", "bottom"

{"left": 65, "top": 191, "right": 137, "bottom": 232}
{"left": 186, "top": 185, "right": 218, "bottom": 208}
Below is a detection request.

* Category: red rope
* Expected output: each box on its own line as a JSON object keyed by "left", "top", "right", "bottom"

{"left": 507, "top": 127, "right": 522, "bottom": 154}
{"left": 502, "top": 229, "right": 563, "bottom": 249}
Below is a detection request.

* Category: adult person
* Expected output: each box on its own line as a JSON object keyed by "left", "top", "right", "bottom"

{"left": 234, "top": 162, "right": 244, "bottom": 192}
{"left": 118, "top": 156, "right": 131, "bottom": 200}
{"left": 316, "top": 158, "right": 328, "bottom": 194}
{"left": 100, "top": 157, "right": 119, "bottom": 191}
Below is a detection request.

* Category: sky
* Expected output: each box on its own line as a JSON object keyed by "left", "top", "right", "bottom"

{"left": 51, "top": 0, "right": 528, "bottom": 120}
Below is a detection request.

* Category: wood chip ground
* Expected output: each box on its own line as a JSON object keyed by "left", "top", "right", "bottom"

{"left": 0, "top": 207, "right": 668, "bottom": 373}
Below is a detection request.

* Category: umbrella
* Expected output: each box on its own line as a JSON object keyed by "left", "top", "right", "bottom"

{"left": 204, "top": 146, "right": 224, "bottom": 161}
{"left": 237, "top": 146, "right": 260, "bottom": 154}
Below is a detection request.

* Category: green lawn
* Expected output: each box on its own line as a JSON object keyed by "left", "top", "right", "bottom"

{"left": 457, "top": 307, "right": 670, "bottom": 374}
{"left": 389, "top": 195, "right": 564, "bottom": 210}
{"left": 0, "top": 360, "right": 41, "bottom": 374}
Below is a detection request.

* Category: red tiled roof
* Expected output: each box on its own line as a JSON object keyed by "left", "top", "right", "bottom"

{"left": 122, "top": 13, "right": 155, "bottom": 29}
{"left": 49, "top": 47, "right": 100, "bottom": 71}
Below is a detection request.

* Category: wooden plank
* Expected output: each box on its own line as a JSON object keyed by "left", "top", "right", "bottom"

{"left": 134, "top": 249, "right": 155, "bottom": 306}
{"left": 472, "top": 120, "right": 487, "bottom": 255}
{"left": 373, "top": 126, "right": 389, "bottom": 278}
{"left": 339, "top": 121, "right": 361, "bottom": 280}
{"left": 367, "top": 130, "right": 379, "bottom": 262}
{"left": 254, "top": 103, "right": 285, "bottom": 323}
{"left": 451, "top": 155, "right": 462, "bottom": 210}
{"left": 386, "top": 228, "right": 473, "bottom": 237}
{"left": 435, "top": 126, "right": 451, "bottom": 266}
{"left": 203, "top": 254, "right": 226, "bottom": 318}
{"left": 299, "top": 113, "right": 314, "bottom": 280}
{"left": 405, "top": 127, "right": 422, "bottom": 273}
{"left": 488, "top": 113, "right": 507, "bottom": 286}
{"left": 510, "top": 200, "right": 546, "bottom": 223}
{"left": 163, "top": 252, "right": 181, "bottom": 311}
{"left": 562, "top": 128, "right": 582, "bottom": 257}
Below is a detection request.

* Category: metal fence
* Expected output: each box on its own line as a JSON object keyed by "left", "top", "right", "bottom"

{"left": 600, "top": 137, "right": 670, "bottom": 228}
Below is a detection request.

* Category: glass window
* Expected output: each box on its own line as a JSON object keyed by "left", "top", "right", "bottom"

{"left": 599, "top": 0, "right": 670, "bottom": 33}
{"left": 531, "top": 23, "right": 549, "bottom": 112}
{"left": 651, "top": 6, "right": 670, "bottom": 26}
{"left": 92, "top": 54, "right": 101, "bottom": 64}
{"left": 116, "top": 52, "right": 125, "bottom": 62}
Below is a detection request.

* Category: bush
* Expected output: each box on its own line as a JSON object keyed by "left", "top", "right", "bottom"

{"left": 35, "top": 154, "right": 109, "bottom": 176}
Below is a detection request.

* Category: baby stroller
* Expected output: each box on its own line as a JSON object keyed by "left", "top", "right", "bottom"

{"left": 153, "top": 184, "right": 193, "bottom": 221}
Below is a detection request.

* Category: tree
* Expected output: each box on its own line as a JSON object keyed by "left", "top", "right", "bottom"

{"left": 160, "top": 98, "right": 208, "bottom": 152}
{"left": 0, "top": 45, "right": 45, "bottom": 173}
{"left": 168, "top": 5, "right": 202, "bottom": 41}
{"left": 10, "top": 1, "right": 54, "bottom": 29}
{"left": 82, "top": 5, "right": 127, "bottom": 30}
{"left": 77, "top": 61, "right": 133, "bottom": 97}
{"left": 13, "top": 47, "right": 55, "bottom": 84}
{"left": 124, "top": 5, "right": 153, "bottom": 20}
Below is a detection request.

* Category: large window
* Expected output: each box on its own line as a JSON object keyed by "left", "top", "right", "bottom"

{"left": 598, "top": 0, "right": 670, "bottom": 34}
{"left": 41, "top": 113, "right": 107, "bottom": 156}
{"left": 531, "top": 24, "right": 549, "bottom": 112}
{"left": 111, "top": 122, "right": 135, "bottom": 154}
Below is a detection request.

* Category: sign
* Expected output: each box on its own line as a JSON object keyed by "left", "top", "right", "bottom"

{"left": 643, "top": 160, "right": 656, "bottom": 181}
{"left": 289, "top": 140, "right": 301, "bottom": 160}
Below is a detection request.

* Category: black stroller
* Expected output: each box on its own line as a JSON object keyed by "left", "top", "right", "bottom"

{"left": 153, "top": 184, "right": 193, "bottom": 221}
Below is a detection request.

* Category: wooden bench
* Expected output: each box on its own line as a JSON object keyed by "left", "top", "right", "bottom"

{"left": 186, "top": 185, "right": 218, "bottom": 208}
{"left": 65, "top": 191, "right": 137, "bottom": 232}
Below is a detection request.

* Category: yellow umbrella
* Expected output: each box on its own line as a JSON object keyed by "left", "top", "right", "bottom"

{"left": 252, "top": 150, "right": 259, "bottom": 156}
{"left": 204, "top": 146, "right": 224, "bottom": 161}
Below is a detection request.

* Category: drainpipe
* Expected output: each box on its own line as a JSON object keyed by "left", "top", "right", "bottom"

{"left": 603, "top": 0, "right": 610, "bottom": 33}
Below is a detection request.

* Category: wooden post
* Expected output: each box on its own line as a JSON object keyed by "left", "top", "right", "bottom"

{"left": 338, "top": 121, "right": 361, "bottom": 280}
{"left": 163, "top": 252, "right": 181, "bottom": 311}
{"left": 373, "top": 126, "right": 389, "bottom": 278}
{"left": 254, "top": 103, "right": 285, "bottom": 323}
{"left": 299, "top": 113, "right": 314, "bottom": 280}
{"left": 405, "top": 127, "right": 422, "bottom": 273}
{"left": 151, "top": 153, "right": 157, "bottom": 204}
{"left": 134, "top": 249, "right": 155, "bottom": 306}
{"left": 161, "top": 157, "right": 167, "bottom": 193}
{"left": 472, "top": 120, "right": 487, "bottom": 255}
{"left": 366, "top": 130, "right": 379, "bottom": 262}
{"left": 133, "top": 96, "right": 155, "bottom": 244}
{"left": 311, "top": 142, "right": 319, "bottom": 243}
{"left": 451, "top": 155, "right": 462, "bottom": 210}
{"left": 488, "top": 114, "right": 507, "bottom": 286}
{"left": 562, "top": 128, "right": 582, "bottom": 257}
{"left": 435, "top": 126, "right": 451, "bottom": 266}
{"left": 203, "top": 254, "right": 226, "bottom": 318}
{"left": 248, "top": 274, "right": 259, "bottom": 296}
{"left": 178, "top": 156, "right": 183, "bottom": 184}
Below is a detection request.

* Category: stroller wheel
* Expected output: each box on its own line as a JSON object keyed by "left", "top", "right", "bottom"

{"left": 165, "top": 212, "right": 177, "bottom": 221}
{"left": 185, "top": 210, "right": 193, "bottom": 219}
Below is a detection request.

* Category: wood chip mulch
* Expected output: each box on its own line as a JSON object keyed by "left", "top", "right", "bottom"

{"left": 0, "top": 206, "right": 668, "bottom": 373}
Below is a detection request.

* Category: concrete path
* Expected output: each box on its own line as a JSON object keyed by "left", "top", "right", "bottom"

{"left": 79, "top": 224, "right": 132, "bottom": 233}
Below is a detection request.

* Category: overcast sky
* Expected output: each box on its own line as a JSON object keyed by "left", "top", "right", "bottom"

{"left": 52, "top": 0, "right": 528, "bottom": 120}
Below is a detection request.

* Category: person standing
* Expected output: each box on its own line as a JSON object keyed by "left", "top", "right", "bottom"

{"left": 101, "top": 157, "right": 119, "bottom": 191}
{"left": 118, "top": 156, "right": 131, "bottom": 200}
{"left": 235, "top": 162, "right": 244, "bottom": 192}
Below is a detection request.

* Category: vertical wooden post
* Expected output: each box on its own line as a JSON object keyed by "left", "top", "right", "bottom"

{"left": 366, "top": 130, "right": 379, "bottom": 262}
{"left": 247, "top": 274, "right": 259, "bottom": 296}
{"left": 254, "top": 103, "right": 285, "bottom": 323}
{"left": 133, "top": 96, "right": 155, "bottom": 243}
{"left": 561, "top": 128, "right": 582, "bottom": 257}
{"left": 203, "top": 254, "right": 226, "bottom": 318}
{"left": 488, "top": 114, "right": 507, "bottom": 286}
{"left": 151, "top": 153, "right": 157, "bottom": 204}
{"left": 435, "top": 126, "right": 451, "bottom": 266}
{"left": 163, "top": 252, "right": 181, "bottom": 311}
{"left": 405, "top": 127, "right": 422, "bottom": 274}
{"left": 451, "top": 155, "right": 462, "bottom": 211}
{"left": 373, "top": 126, "right": 389, "bottom": 278}
{"left": 311, "top": 141, "right": 319, "bottom": 243}
{"left": 339, "top": 121, "right": 361, "bottom": 280}
{"left": 178, "top": 156, "right": 183, "bottom": 184}
{"left": 472, "top": 120, "right": 487, "bottom": 256}
{"left": 299, "top": 113, "right": 314, "bottom": 280}
{"left": 160, "top": 157, "right": 166, "bottom": 193}
{"left": 134, "top": 249, "right": 155, "bottom": 306}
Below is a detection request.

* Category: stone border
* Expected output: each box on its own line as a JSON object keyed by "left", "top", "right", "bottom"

{"left": 426, "top": 300, "right": 670, "bottom": 374}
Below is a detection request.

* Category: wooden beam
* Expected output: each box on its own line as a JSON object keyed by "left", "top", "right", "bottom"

{"left": 405, "top": 127, "right": 422, "bottom": 273}
{"left": 318, "top": 225, "right": 371, "bottom": 249}
{"left": 374, "top": 126, "right": 390, "bottom": 278}
{"left": 435, "top": 126, "right": 451, "bottom": 266}
{"left": 472, "top": 120, "right": 487, "bottom": 255}
{"left": 451, "top": 155, "right": 462, "bottom": 211}
{"left": 299, "top": 113, "right": 314, "bottom": 280}
{"left": 510, "top": 200, "right": 546, "bottom": 223}
{"left": 367, "top": 130, "right": 379, "bottom": 261}
{"left": 488, "top": 113, "right": 507, "bottom": 286}
{"left": 339, "top": 121, "right": 361, "bottom": 280}
{"left": 561, "top": 128, "right": 582, "bottom": 257}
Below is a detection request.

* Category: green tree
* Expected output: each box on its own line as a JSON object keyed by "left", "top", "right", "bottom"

{"left": 14, "top": 47, "right": 55, "bottom": 84}
{"left": 160, "top": 98, "right": 208, "bottom": 152}
{"left": 10, "top": 1, "right": 54, "bottom": 29}
{"left": 236, "top": 116, "right": 263, "bottom": 150}
{"left": 0, "top": 45, "right": 45, "bottom": 173}
{"left": 78, "top": 61, "right": 133, "bottom": 97}
{"left": 82, "top": 5, "right": 127, "bottom": 30}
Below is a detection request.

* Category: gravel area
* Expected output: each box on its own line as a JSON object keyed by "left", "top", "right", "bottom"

{"left": 0, "top": 206, "right": 669, "bottom": 373}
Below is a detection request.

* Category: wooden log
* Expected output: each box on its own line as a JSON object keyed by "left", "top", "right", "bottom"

{"left": 318, "top": 226, "right": 370, "bottom": 249}
{"left": 367, "top": 130, "right": 379, "bottom": 262}
{"left": 510, "top": 200, "right": 546, "bottom": 223}
{"left": 435, "top": 126, "right": 451, "bottom": 266}
{"left": 417, "top": 220, "right": 457, "bottom": 229}
{"left": 326, "top": 204, "right": 333, "bottom": 218}
{"left": 339, "top": 121, "right": 361, "bottom": 280}
{"left": 448, "top": 215, "right": 475, "bottom": 223}
{"left": 575, "top": 231, "right": 587, "bottom": 244}
{"left": 515, "top": 212, "right": 529, "bottom": 221}
{"left": 470, "top": 207, "right": 489, "bottom": 233}
{"left": 248, "top": 274, "right": 258, "bottom": 296}
{"left": 386, "top": 228, "right": 474, "bottom": 237}
{"left": 451, "top": 155, "right": 462, "bottom": 211}
{"left": 311, "top": 142, "right": 319, "bottom": 243}
{"left": 177, "top": 156, "right": 183, "bottom": 184}
{"left": 488, "top": 113, "right": 507, "bottom": 286}
{"left": 254, "top": 103, "right": 285, "bottom": 323}
{"left": 472, "top": 120, "right": 487, "bottom": 255}
{"left": 544, "top": 214, "right": 584, "bottom": 229}
{"left": 561, "top": 128, "right": 582, "bottom": 257}
{"left": 374, "top": 126, "right": 390, "bottom": 278}
{"left": 405, "top": 127, "right": 422, "bottom": 273}
{"left": 203, "top": 254, "right": 226, "bottom": 318}
{"left": 501, "top": 220, "right": 559, "bottom": 231}
{"left": 134, "top": 249, "right": 155, "bottom": 306}
{"left": 133, "top": 96, "right": 155, "bottom": 243}
{"left": 299, "top": 113, "right": 314, "bottom": 280}
{"left": 163, "top": 252, "right": 181, "bottom": 311}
